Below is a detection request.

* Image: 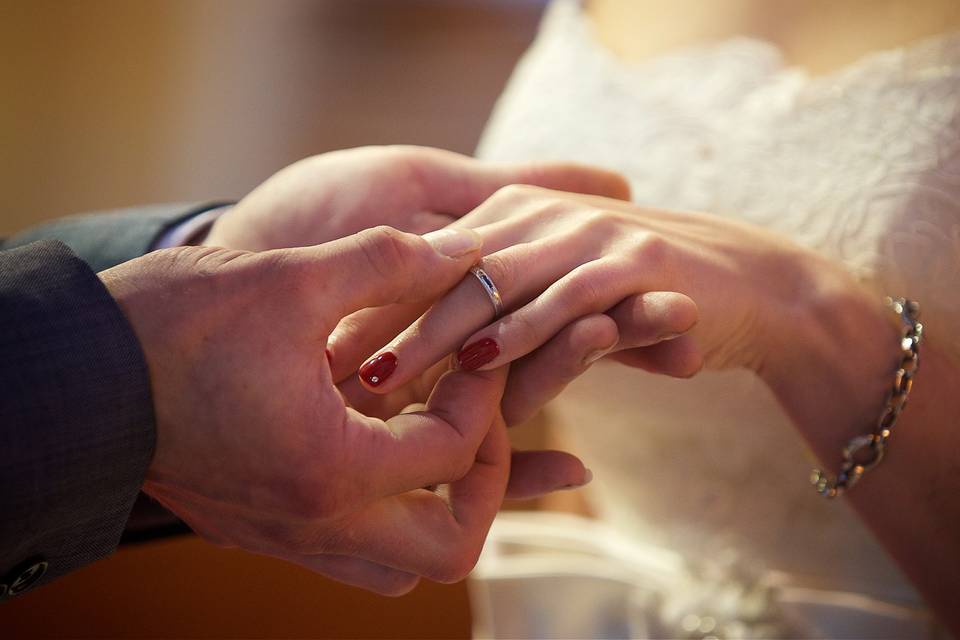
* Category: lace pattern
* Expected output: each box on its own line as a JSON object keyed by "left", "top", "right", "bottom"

{"left": 476, "top": 0, "right": 960, "bottom": 616}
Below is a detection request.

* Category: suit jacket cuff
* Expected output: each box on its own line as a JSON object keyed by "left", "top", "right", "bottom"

{"left": 0, "top": 240, "right": 155, "bottom": 596}
{"left": 2, "top": 202, "right": 232, "bottom": 272}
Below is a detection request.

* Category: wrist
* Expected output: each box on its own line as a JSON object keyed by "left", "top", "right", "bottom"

{"left": 761, "top": 271, "right": 900, "bottom": 461}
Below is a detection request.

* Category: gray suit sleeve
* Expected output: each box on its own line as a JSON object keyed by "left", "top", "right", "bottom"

{"left": 0, "top": 240, "right": 155, "bottom": 598}
{"left": 0, "top": 202, "right": 230, "bottom": 596}
{"left": 2, "top": 202, "right": 231, "bottom": 272}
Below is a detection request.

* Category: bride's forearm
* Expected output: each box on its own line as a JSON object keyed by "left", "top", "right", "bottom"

{"left": 763, "top": 281, "right": 960, "bottom": 634}
{"left": 849, "top": 344, "right": 960, "bottom": 635}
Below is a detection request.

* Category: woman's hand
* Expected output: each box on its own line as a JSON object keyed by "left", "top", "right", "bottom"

{"left": 203, "top": 145, "right": 631, "bottom": 250}
{"left": 338, "top": 185, "right": 893, "bottom": 435}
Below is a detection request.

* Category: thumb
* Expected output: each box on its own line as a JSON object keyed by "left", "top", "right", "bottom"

{"left": 491, "top": 160, "right": 632, "bottom": 202}
{"left": 405, "top": 147, "right": 632, "bottom": 214}
{"left": 284, "top": 225, "right": 482, "bottom": 325}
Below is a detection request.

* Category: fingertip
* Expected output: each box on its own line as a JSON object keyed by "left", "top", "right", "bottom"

{"left": 657, "top": 334, "right": 703, "bottom": 378}
{"left": 598, "top": 171, "right": 632, "bottom": 201}
{"left": 608, "top": 291, "right": 700, "bottom": 349}
{"left": 573, "top": 314, "right": 620, "bottom": 365}
{"left": 422, "top": 227, "right": 483, "bottom": 259}
{"left": 678, "top": 347, "right": 705, "bottom": 378}
{"left": 378, "top": 575, "right": 421, "bottom": 598}
{"left": 358, "top": 351, "right": 399, "bottom": 391}
{"left": 505, "top": 449, "right": 589, "bottom": 500}
{"left": 652, "top": 291, "right": 699, "bottom": 334}
{"left": 559, "top": 467, "right": 593, "bottom": 491}
{"left": 578, "top": 165, "right": 631, "bottom": 201}
{"left": 611, "top": 335, "right": 704, "bottom": 378}
{"left": 524, "top": 162, "right": 632, "bottom": 201}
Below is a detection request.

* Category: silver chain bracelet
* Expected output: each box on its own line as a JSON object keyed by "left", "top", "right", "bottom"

{"left": 811, "top": 297, "right": 923, "bottom": 498}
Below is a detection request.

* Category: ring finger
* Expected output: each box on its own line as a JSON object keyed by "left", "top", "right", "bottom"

{"left": 356, "top": 236, "right": 594, "bottom": 393}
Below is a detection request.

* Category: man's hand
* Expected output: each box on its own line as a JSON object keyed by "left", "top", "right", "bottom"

{"left": 202, "top": 145, "right": 630, "bottom": 251}
{"left": 197, "top": 145, "right": 629, "bottom": 498}
{"left": 99, "top": 226, "right": 585, "bottom": 595}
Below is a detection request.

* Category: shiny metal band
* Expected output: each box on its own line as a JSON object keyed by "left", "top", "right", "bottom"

{"left": 469, "top": 265, "right": 504, "bottom": 318}
{"left": 812, "top": 297, "right": 923, "bottom": 498}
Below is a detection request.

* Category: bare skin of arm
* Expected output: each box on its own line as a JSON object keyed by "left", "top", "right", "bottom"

{"left": 768, "top": 289, "right": 960, "bottom": 635}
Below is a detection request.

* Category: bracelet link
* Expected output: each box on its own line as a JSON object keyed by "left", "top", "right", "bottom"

{"left": 811, "top": 297, "right": 922, "bottom": 499}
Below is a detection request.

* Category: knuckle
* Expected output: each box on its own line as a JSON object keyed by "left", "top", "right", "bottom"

{"left": 356, "top": 225, "right": 416, "bottom": 283}
{"left": 526, "top": 197, "right": 574, "bottom": 223}
{"left": 490, "top": 183, "right": 541, "bottom": 205}
{"left": 560, "top": 271, "right": 607, "bottom": 310}
{"left": 630, "top": 231, "right": 670, "bottom": 265}
{"left": 571, "top": 208, "right": 614, "bottom": 234}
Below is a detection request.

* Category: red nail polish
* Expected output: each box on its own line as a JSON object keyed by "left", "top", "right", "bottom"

{"left": 359, "top": 352, "right": 397, "bottom": 386}
{"left": 457, "top": 338, "right": 500, "bottom": 371}
{"left": 325, "top": 348, "right": 333, "bottom": 363}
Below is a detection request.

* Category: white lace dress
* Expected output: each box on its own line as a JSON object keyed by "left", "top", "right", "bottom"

{"left": 471, "top": 1, "right": 960, "bottom": 638}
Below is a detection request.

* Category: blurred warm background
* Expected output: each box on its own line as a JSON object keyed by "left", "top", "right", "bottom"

{"left": 0, "top": 0, "right": 545, "bottom": 234}
{"left": 0, "top": 0, "right": 547, "bottom": 636}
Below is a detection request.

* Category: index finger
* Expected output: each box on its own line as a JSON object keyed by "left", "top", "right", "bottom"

{"left": 348, "top": 366, "right": 509, "bottom": 500}
{"left": 403, "top": 147, "right": 631, "bottom": 215}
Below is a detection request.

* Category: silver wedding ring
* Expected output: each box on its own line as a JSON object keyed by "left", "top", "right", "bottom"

{"left": 469, "top": 265, "right": 504, "bottom": 318}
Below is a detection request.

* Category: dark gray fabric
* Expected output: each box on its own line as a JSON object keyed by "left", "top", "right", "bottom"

{"left": 0, "top": 240, "right": 155, "bottom": 595}
{"left": 3, "top": 202, "right": 230, "bottom": 272}
{"left": 0, "top": 202, "right": 230, "bottom": 598}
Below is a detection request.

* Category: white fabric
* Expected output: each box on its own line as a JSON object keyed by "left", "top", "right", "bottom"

{"left": 152, "top": 205, "right": 231, "bottom": 249}
{"left": 473, "top": 1, "right": 960, "bottom": 636}
{"left": 473, "top": 513, "right": 941, "bottom": 639}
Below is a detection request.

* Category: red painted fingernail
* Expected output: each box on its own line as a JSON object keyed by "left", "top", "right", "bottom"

{"left": 457, "top": 338, "right": 500, "bottom": 371}
{"left": 325, "top": 348, "right": 333, "bottom": 363}
{"left": 359, "top": 352, "right": 397, "bottom": 386}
